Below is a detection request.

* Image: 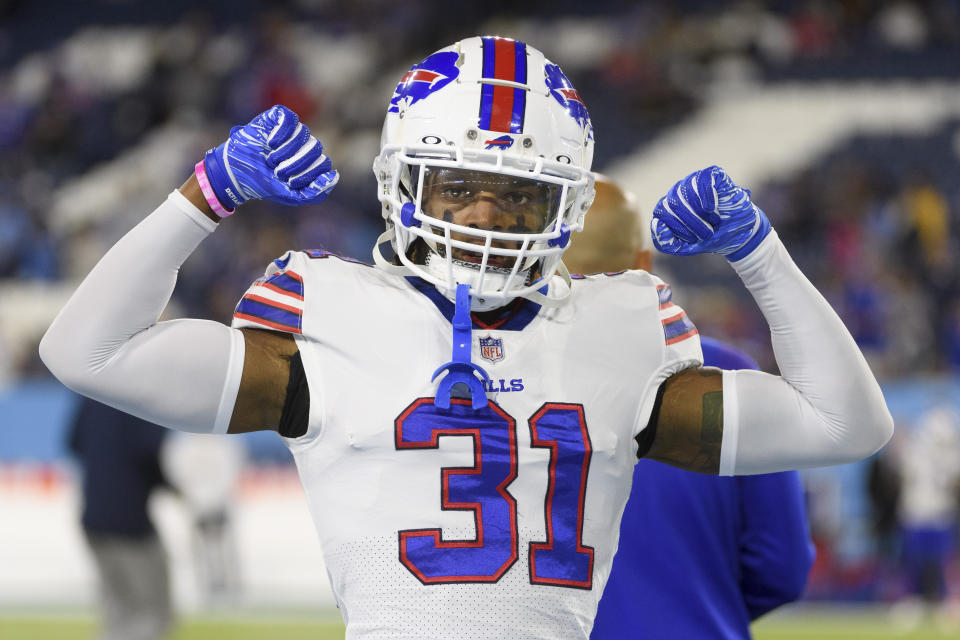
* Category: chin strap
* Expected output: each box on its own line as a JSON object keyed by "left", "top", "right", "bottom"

{"left": 372, "top": 229, "right": 415, "bottom": 275}
{"left": 431, "top": 283, "right": 490, "bottom": 410}
{"left": 522, "top": 261, "right": 572, "bottom": 308}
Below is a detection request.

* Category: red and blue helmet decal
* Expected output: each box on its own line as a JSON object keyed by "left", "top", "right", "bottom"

{"left": 544, "top": 63, "right": 591, "bottom": 131}
{"left": 478, "top": 37, "right": 527, "bottom": 134}
{"left": 484, "top": 134, "right": 514, "bottom": 150}
{"left": 388, "top": 51, "right": 460, "bottom": 113}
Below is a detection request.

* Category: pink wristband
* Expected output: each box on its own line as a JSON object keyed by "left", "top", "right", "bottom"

{"left": 194, "top": 160, "right": 235, "bottom": 218}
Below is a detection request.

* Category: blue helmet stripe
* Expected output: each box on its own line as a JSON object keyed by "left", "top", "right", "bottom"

{"left": 511, "top": 40, "right": 527, "bottom": 134}
{"left": 479, "top": 37, "right": 497, "bottom": 130}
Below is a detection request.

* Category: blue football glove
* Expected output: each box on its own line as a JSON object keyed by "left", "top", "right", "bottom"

{"left": 650, "top": 165, "right": 771, "bottom": 262}
{"left": 203, "top": 105, "right": 339, "bottom": 209}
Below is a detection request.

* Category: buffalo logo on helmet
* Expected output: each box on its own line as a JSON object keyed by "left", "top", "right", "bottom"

{"left": 544, "top": 63, "right": 592, "bottom": 134}
{"left": 484, "top": 135, "right": 514, "bottom": 150}
{"left": 388, "top": 51, "right": 460, "bottom": 114}
{"left": 479, "top": 336, "right": 504, "bottom": 363}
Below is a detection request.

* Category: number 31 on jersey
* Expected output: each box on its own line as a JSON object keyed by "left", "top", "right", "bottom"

{"left": 395, "top": 397, "right": 594, "bottom": 589}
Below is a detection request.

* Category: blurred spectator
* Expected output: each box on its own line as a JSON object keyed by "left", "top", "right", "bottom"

{"left": 890, "top": 407, "right": 960, "bottom": 628}
{"left": 67, "top": 396, "right": 174, "bottom": 640}
{"left": 866, "top": 440, "right": 902, "bottom": 599}
{"left": 161, "top": 433, "right": 245, "bottom": 606}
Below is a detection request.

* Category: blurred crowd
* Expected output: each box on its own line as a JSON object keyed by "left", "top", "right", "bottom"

{"left": 669, "top": 134, "right": 960, "bottom": 378}
{"left": 2, "top": 0, "right": 960, "bottom": 382}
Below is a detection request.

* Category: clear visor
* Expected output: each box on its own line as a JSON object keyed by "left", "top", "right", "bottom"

{"left": 411, "top": 166, "right": 563, "bottom": 270}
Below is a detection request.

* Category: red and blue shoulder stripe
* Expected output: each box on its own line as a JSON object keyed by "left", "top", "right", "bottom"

{"left": 233, "top": 270, "right": 305, "bottom": 334}
{"left": 656, "top": 284, "right": 698, "bottom": 346}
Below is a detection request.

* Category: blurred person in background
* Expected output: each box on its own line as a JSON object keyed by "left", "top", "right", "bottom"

{"left": 162, "top": 432, "right": 245, "bottom": 606}
{"left": 39, "top": 36, "right": 892, "bottom": 637}
{"left": 890, "top": 406, "right": 960, "bottom": 629}
{"left": 866, "top": 432, "right": 902, "bottom": 600}
{"left": 67, "top": 396, "right": 175, "bottom": 640}
{"left": 567, "top": 177, "right": 814, "bottom": 640}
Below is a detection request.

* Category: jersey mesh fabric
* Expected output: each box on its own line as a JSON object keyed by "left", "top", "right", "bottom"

{"left": 325, "top": 529, "right": 593, "bottom": 639}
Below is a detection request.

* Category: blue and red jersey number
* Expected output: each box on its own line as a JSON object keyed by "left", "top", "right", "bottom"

{"left": 529, "top": 404, "right": 594, "bottom": 588}
{"left": 395, "top": 398, "right": 593, "bottom": 589}
{"left": 396, "top": 398, "right": 518, "bottom": 584}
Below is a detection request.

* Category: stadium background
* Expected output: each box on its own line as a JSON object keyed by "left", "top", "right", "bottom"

{"left": 1, "top": 0, "right": 960, "bottom": 637}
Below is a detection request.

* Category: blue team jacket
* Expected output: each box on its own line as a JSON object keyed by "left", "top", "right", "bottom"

{"left": 591, "top": 336, "right": 815, "bottom": 640}
{"left": 68, "top": 396, "right": 169, "bottom": 537}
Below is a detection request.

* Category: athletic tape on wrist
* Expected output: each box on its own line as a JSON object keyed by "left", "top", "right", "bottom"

{"left": 194, "top": 160, "right": 236, "bottom": 218}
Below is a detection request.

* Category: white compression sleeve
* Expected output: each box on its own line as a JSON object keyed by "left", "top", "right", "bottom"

{"left": 717, "top": 231, "right": 893, "bottom": 475}
{"left": 40, "top": 190, "right": 244, "bottom": 434}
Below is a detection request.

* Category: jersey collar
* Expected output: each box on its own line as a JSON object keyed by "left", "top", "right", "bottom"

{"left": 406, "top": 277, "right": 541, "bottom": 331}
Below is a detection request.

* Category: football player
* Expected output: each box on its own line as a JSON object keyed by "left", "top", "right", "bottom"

{"left": 41, "top": 36, "right": 891, "bottom": 638}
{"left": 566, "top": 177, "right": 815, "bottom": 640}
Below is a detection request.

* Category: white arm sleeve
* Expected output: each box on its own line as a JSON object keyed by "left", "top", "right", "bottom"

{"left": 718, "top": 231, "right": 893, "bottom": 475}
{"left": 39, "top": 190, "right": 244, "bottom": 434}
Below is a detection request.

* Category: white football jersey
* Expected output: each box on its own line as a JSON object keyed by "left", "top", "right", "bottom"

{"left": 233, "top": 252, "right": 702, "bottom": 639}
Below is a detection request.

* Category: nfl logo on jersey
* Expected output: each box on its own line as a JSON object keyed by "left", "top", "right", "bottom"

{"left": 479, "top": 336, "right": 504, "bottom": 363}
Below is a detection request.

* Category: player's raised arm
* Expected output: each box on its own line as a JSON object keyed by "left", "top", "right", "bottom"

{"left": 639, "top": 166, "right": 893, "bottom": 475}
{"left": 39, "top": 105, "right": 338, "bottom": 434}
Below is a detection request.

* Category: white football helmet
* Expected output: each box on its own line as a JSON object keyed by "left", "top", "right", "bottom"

{"left": 372, "top": 36, "right": 596, "bottom": 311}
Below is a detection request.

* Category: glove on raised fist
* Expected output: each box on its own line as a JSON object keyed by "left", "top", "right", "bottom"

{"left": 650, "top": 165, "right": 770, "bottom": 262}
{"left": 201, "top": 105, "right": 339, "bottom": 212}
